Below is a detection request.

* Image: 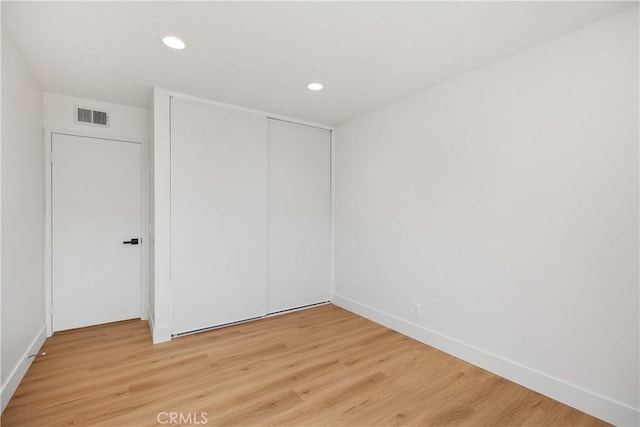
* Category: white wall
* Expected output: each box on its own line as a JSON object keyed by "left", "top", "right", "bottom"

{"left": 1, "top": 26, "right": 46, "bottom": 412}
{"left": 44, "top": 92, "right": 147, "bottom": 141}
{"left": 149, "top": 87, "right": 171, "bottom": 343}
{"left": 147, "top": 93, "right": 156, "bottom": 335}
{"left": 334, "top": 7, "right": 639, "bottom": 426}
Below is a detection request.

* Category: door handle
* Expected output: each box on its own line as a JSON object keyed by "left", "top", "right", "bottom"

{"left": 123, "top": 238, "right": 139, "bottom": 245}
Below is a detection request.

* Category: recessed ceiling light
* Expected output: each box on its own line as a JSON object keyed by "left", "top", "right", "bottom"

{"left": 307, "top": 82, "right": 324, "bottom": 91}
{"left": 162, "top": 36, "right": 186, "bottom": 50}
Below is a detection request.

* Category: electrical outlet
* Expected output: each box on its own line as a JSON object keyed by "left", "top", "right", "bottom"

{"left": 410, "top": 303, "right": 421, "bottom": 318}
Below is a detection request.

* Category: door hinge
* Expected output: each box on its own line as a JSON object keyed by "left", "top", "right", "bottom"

{"left": 50, "top": 305, "right": 54, "bottom": 315}
{"left": 49, "top": 151, "right": 54, "bottom": 163}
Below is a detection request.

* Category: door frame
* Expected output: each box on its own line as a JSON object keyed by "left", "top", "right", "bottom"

{"left": 44, "top": 129, "right": 148, "bottom": 336}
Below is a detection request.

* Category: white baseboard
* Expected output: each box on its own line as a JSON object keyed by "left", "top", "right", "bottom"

{"left": 332, "top": 294, "right": 639, "bottom": 427}
{"left": 146, "top": 307, "right": 170, "bottom": 344}
{"left": 1, "top": 325, "right": 47, "bottom": 413}
{"left": 147, "top": 307, "right": 155, "bottom": 337}
{"left": 147, "top": 309, "right": 171, "bottom": 344}
{"left": 153, "top": 324, "right": 171, "bottom": 344}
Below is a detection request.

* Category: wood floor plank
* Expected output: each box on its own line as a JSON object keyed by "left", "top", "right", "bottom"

{"left": 1, "top": 304, "right": 609, "bottom": 426}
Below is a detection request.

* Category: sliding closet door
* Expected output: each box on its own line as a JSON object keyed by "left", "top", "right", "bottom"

{"left": 171, "top": 98, "right": 267, "bottom": 335}
{"left": 268, "top": 120, "right": 331, "bottom": 313}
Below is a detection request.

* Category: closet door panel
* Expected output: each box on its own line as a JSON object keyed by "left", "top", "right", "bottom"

{"left": 171, "top": 98, "right": 267, "bottom": 335}
{"left": 268, "top": 120, "right": 331, "bottom": 313}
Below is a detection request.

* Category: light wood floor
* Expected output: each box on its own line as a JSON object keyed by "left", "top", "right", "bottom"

{"left": 2, "top": 304, "right": 607, "bottom": 427}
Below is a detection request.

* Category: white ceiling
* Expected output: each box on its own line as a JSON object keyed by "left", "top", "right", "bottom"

{"left": 2, "top": 1, "right": 633, "bottom": 125}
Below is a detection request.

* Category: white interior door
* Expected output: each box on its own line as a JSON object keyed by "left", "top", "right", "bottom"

{"left": 268, "top": 120, "right": 331, "bottom": 313}
{"left": 52, "top": 133, "right": 141, "bottom": 332}
{"left": 171, "top": 98, "right": 268, "bottom": 335}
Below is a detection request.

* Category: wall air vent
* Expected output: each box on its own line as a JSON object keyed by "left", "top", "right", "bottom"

{"left": 74, "top": 106, "right": 110, "bottom": 127}
{"left": 92, "top": 110, "right": 108, "bottom": 126}
{"left": 77, "top": 108, "right": 92, "bottom": 123}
